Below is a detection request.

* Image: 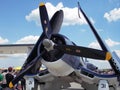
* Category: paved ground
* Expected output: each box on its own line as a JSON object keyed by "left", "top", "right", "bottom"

{"left": 61, "top": 82, "right": 84, "bottom": 90}
{"left": 36, "top": 82, "right": 84, "bottom": 90}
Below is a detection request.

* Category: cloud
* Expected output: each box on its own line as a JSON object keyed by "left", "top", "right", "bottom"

{"left": 0, "top": 36, "right": 9, "bottom": 44}
{"left": 88, "top": 41, "right": 101, "bottom": 49}
{"left": 26, "top": 8, "right": 40, "bottom": 25}
{"left": 105, "top": 38, "right": 120, "bottom": 47}
{"left": 88, "top": 38, "right": 120, "bottom": 49}
{"left": 104, "top": 8, "right": 120, "bottom": 22}
{"left": 88, "top": 38, "right": 120, "bottom": 56}
{"left": 25, "top": 2, "right": 87, "bottom": 26}
{"left": 88, "top": 38, "right": 120, "bottom": 57}
{"left": 15, "top": 35, "right": 39, "bottom": 44}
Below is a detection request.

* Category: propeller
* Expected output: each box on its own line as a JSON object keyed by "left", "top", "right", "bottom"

{"left": 77, "top": 2, "right": 120, "bottom": 74}
{"left": 9, "top": 2, "right": 63, "bottom": 88}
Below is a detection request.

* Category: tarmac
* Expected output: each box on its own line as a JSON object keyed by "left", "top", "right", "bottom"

{"left": 61, "top": 82, "right": 84, "bottom": 90}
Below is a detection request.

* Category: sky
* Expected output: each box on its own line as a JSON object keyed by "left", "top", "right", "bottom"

{"left": 0, "top": 0, "right": 120, "bottom": 69}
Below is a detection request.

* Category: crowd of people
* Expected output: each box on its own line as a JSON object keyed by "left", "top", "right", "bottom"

{"left": 0, "top": 67, "right": 25, "bottom": 90}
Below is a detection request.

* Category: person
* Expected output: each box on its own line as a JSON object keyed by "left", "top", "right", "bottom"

{"left": 0, "top": 73, "right": 3, "bottom": 83}
{"left": 5, "top": 67, "right": 14, "bottom": 89}
{"left": 0, "top": 73, "right": 3, "bottom": 90}
{"left": 1, "top": 69, "right": 8, "bottom": 89}
{"left": 1, "top": 67, "right": 14, "bottom": 90}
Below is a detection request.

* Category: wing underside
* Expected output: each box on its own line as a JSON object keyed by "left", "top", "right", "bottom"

{"left": 0, "top": 44, "right": 34, "bottom": 54}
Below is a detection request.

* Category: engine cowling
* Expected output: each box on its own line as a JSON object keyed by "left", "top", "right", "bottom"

{"left": 40, "top": 34, "right": 80, "bottom": 76}
{"left": 41, "top": 58, "right": 74, "bottom": 76}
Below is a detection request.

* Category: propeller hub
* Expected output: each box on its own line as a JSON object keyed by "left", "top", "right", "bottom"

{"left": 43, "top": 39, "right": 54, "bottom": 51}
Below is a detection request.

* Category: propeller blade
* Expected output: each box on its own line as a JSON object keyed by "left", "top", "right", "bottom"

{"left": 9, "top": 53, "right": 44, "bottom": 88}
{"left": 39, "top": 3, "right": 52, "bottom": 38}
{"left": 54, "top": 45, "right": 111, "bottom": 60}
{"left": 50, "top": 10, "right": 63, "bottom": 34}
{"left": 21, "top": 2, "right": 53, "bottom": 74}
{"left": 78, "top": 2, "right": 120, "bottom": 74}
{"left": 21, "top": 33, "right": 45, "bottom": 74}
